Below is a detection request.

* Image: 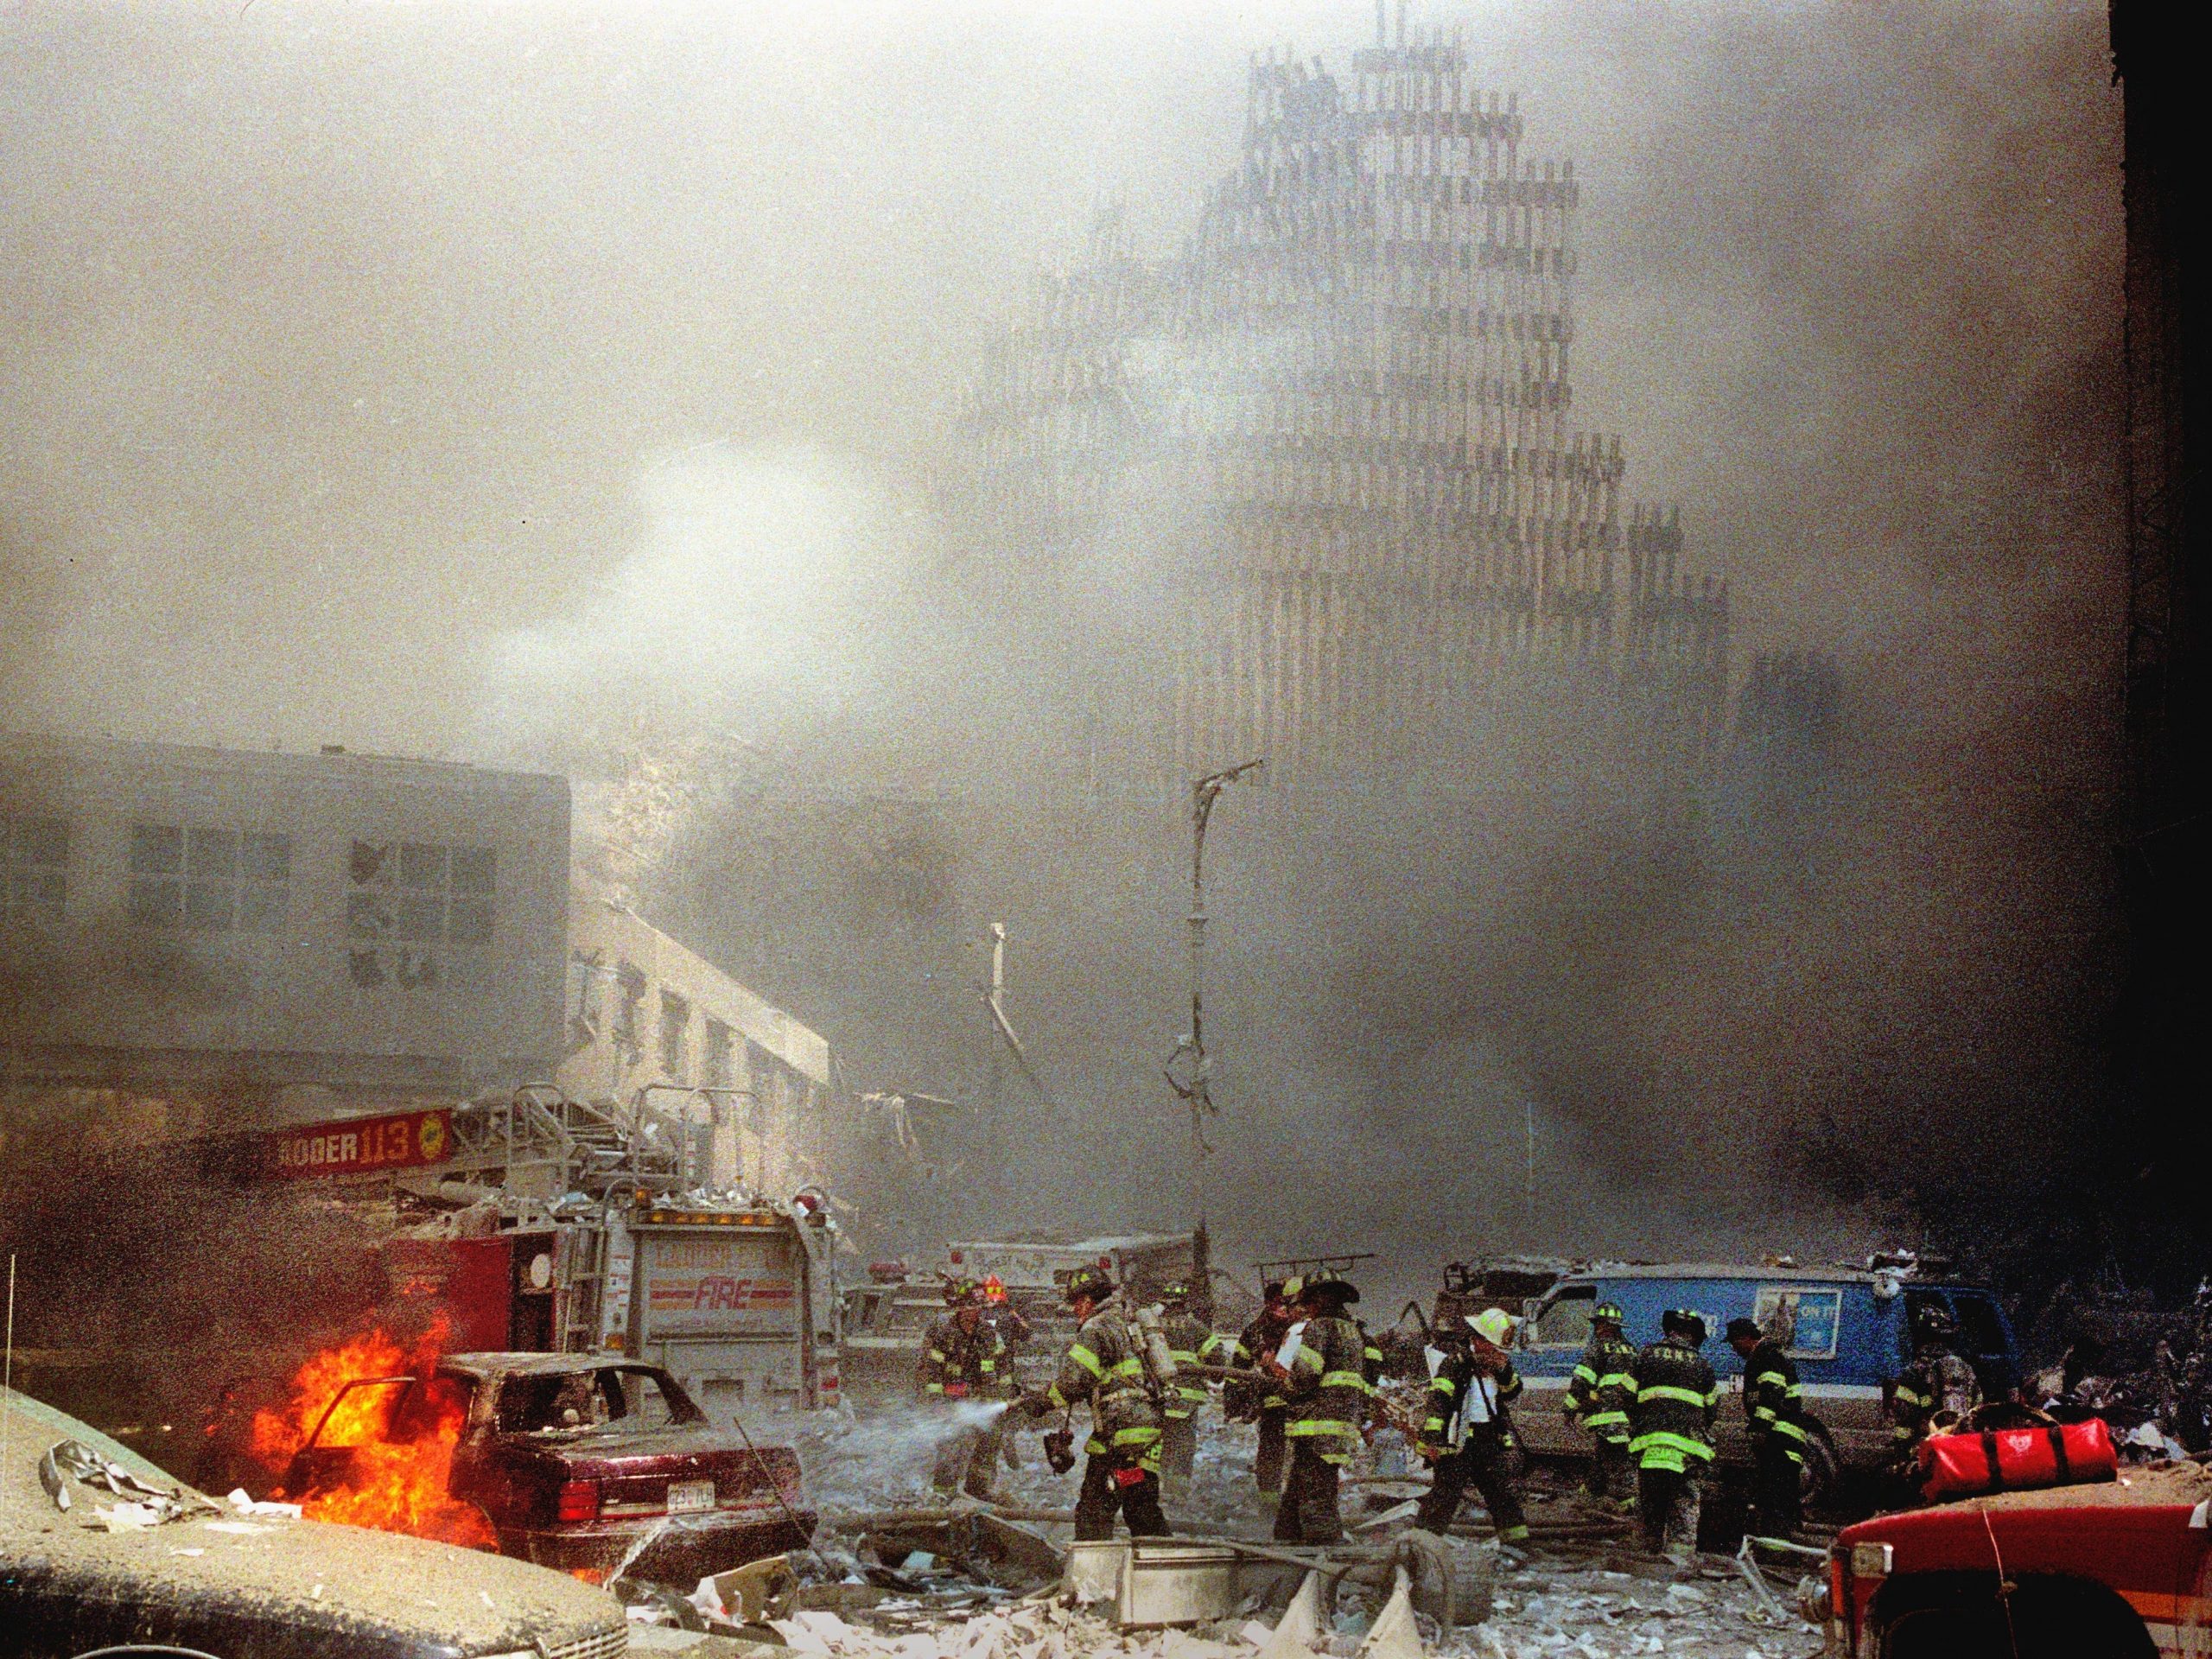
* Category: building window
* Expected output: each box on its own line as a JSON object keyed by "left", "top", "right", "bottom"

{"left": 567, "top": 950, "right": 611, "bottom": 1049}
{"left": 703, "top": 1018, "right": 734, "bottom": 1088}
{"left": 659, "top": 990, "right": 690, "bottom": 1080}
{"left": 611, "top": 961, "right": 645, "bottom": 1059}
{"left": 129, "top": 823, "right": 289, "bottom": 932}
{"left": 2, "top": 817, "right": 69, "bottom": 925}
{"left": 346, "top": 837, "right": 493, "bottom": 987}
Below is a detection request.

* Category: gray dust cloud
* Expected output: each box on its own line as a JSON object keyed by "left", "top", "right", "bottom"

{"left": 1, "top": 1, "right": 2125, "bottom": 1306}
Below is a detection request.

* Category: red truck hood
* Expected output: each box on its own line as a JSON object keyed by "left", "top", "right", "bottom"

{"left": 1839, "top": 1467, "right": 2209, "bottom": 1607}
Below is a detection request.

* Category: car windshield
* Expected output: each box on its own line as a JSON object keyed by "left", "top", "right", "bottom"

{"left": 0, "top": 1383, "right": 213, "bottom": 1514}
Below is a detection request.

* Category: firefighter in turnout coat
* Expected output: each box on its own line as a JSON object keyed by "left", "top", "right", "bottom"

{"left": 1727, "top": 1316, "right": 1811, "bottom": 1539}
{"left": 1565, "top": 1301, "right": 1637, "bottom": 1506}
{"left": 1019, "top": 1264, "right": 1169, "bottom": 1540}
{"left": 1224, "top": 1281, "right": 1295, "bottom": 1501}
{"left": 1890, "top": 1306, "right": 1981, "bottom": 1452}
{"left": 1413, "top": 1306, "right": 1531, "bottom": 1545}
{"left": 917, "top": 1279, "right": 1011, "bottom": 1500}
{"left": 1154, "top": 1281, "right": 1230, "bottom": 1499}
{"left": 1269, "top": 1272, "right": 1372, "bottom": 1545}
{"left": 1629, "top": 1309, "right": 1719, "bottom": 1563}
{"left": 1887, "top": 1305, "right": 1981, "bottom": 1500}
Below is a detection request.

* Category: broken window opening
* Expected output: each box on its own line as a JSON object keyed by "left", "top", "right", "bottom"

{"left": 346, "top": 834, "right": 494, "bottom": 988}
{"left": 659, "top": 989, "right": 690, "bottom": 1080}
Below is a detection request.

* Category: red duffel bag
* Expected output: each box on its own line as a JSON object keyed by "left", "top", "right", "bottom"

{"left": 1919, "top": 1416, "right": 2118, "bottom": 1500}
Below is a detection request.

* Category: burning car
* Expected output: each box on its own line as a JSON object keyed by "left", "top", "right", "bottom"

{"left": 2, "top": 1382, "right": 629, "bottom": 1659}
{"left": 277, "top": 1351, "right": 815, "bottom": 1585}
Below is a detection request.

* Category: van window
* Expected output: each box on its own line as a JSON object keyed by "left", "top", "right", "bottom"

{"left": 1529, "top": 1286, "right": 1594, "bottom": 1348}
{"left": 1752, "top": 1287, "right": 1843, "bottom": 1360}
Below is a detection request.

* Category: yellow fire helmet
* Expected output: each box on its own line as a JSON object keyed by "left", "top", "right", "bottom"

{"left": 1467, "top": 1307, "right": 1519, "bottom": 1348}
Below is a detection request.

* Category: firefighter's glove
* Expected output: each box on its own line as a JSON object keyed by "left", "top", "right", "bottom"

{"left": 1042, "top": 1427, "right": 1077, "bottom": 1475}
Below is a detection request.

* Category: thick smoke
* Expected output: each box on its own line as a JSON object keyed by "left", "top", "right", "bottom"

{"left": 1, "top": 3, "right": 2126, "bottom": 1305}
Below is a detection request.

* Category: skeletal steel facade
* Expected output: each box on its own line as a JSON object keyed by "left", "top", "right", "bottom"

{"left": 950, "top": 24, "right": 1730, "bottom": 798}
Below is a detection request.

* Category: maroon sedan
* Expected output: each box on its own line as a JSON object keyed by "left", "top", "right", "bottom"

{"left": 285, "top": 1351, "right": 815, "bottom": 1585}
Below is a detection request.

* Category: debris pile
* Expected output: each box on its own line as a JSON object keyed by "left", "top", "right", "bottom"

{"left": 1456, "top": 1563, "right": 1820, "bottom": 1659}
{"left": 715, "top": 1411, "right": 1822, "bottom": 1659}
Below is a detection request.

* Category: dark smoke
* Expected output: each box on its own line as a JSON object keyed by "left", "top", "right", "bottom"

{"left": 1, "top": 3, "right": 2129, "bottom": 1309}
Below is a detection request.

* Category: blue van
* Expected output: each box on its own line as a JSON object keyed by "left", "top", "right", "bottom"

{"left": 1507, "top": 1263, "right": 2021, "bottom": 1491}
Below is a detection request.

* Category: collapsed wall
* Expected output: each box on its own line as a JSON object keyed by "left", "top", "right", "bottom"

{"left": 944, "top": 23, "right": 1730, "bottom": 804}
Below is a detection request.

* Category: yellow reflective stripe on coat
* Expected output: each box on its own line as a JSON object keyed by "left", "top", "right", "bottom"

{"left": 1067, "top": 1344, "right": 1103, "bottom": 1376}
{"left": 1630, "top": 1429, "right": 1714, "bottom": 1463}
{"left": 1287, "top": 1418, "right": 1359, "bottom": 1439}
{"left": 1637, "top": 1384, "right": 1711, "bottom": 1408}
{"left": 1320, "top": 1370, "right": 1372, "bottom": 1392}
{"left": 1573, "top": 1363, "right": 1599, "bottom": 1384}
{"left": 1583, "top": 1410, "right": 1630, "bottom": 1428}
{"left": 1770, "top": 1418, "right": 1808, "bottom": 1442}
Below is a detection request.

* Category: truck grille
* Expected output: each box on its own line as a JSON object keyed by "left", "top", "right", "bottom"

{"left": 544, "top": 1627, "right": 628, "bottom": 1659}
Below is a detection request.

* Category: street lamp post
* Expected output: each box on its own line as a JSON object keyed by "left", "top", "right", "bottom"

{"left": 1166, "top": 757, "right": 1264, "bottom": 1303}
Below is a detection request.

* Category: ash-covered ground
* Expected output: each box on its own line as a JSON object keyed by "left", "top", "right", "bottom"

{"left": 783, "top": 1403, "right": 1824, "bottom": 1659}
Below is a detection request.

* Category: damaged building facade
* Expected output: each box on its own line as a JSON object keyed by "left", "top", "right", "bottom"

{"left": 0, "top": 732, "right": 836, "bottom": 1192}
{"left": 945, "top": 22, "right": 1732, "bottom": 801}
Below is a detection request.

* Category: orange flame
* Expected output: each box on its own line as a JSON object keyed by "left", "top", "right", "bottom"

{"left": 250, "top": 1318, "right": 497, "bottom": 1550}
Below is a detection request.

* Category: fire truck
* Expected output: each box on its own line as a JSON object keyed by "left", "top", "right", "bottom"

{"left": 270, "top": 1091, "right": 845, "bottom": 1416}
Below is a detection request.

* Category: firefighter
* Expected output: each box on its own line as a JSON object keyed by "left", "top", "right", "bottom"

{"left": 1628, "top": 1308, "right": 1718, "bottom": 1565}
{"left": 1268, "top": 1271, "right": 1371, "bottom": 1545}
{"left": 1018, "top": 1264, "right": 1168, "bottom": 1540}
{"left": 1889, "top": 1306, "right": 1981, "bottom": 1483}
{"left": 917, "top": 1277, "right": 1011, "bottom": 1500}
{"left": 1564, "top": 1300, "right": 1637, "bottom": 1509}
{"left": 1413, "top": 1306, "right": 1530, "bottom": 1546}
{"left": 1726, "top": 1316, "right": 1809, "bottom": 1540}
{"left": 980, "top": 1274, "right": 1034, "bottom": 1352}
{"left": 1225, "top": 1279, "right": 1295, "bottom": 1503}
{"left": 1154, "top": 1281, "right": 1229, "bottom": 1500}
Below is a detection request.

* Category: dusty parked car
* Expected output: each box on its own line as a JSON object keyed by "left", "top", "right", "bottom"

{"left": 284, "top": 1351, "right": 815, "bottom": 1585}
{"left": 1, "top": 1382, "right": 629, "bottom": 1659}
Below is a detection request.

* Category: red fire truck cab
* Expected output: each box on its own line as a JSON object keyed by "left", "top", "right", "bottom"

{"left": 1819, "top": 1463, "right": 2212, "bottom": 1657}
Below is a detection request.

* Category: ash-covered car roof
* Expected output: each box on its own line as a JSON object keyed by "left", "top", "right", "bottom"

{"left": 441, "top": 1351, "right": 672, "bottom": 1377}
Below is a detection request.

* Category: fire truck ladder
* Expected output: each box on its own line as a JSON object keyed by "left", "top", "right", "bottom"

{"left": 442, "top": 1084, "right": 688, "bottom": 1197}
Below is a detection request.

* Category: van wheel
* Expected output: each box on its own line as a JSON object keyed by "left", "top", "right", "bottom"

{"left": 1799, "top": 1433, "right": 1840, "bottom": 1510}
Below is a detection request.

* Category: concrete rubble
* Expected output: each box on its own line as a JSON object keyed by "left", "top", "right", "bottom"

{"left": 613, "top": 1412, "right": 1823, "bottom": 1659}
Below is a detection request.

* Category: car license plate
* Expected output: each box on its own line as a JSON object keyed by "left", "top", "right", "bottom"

{"left": 667, "top": 1479, "right": 715, "bottom": 1514}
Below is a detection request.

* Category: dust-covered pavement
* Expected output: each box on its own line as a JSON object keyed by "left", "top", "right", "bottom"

{"left": 785, "top": 1402, "right": 1826, "bottom": 1659}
